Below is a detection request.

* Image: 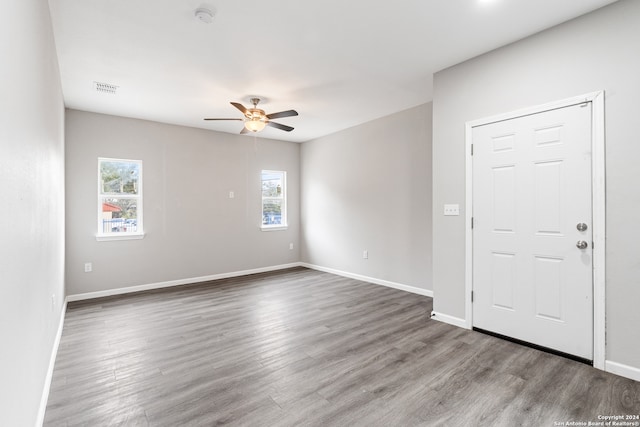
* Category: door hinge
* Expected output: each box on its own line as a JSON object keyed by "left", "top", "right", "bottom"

{"left": 471, "top": 144, "right": 474, "bottom": 156}
{"left": 471, "top": 291, "right": 474, "bottom": 303}
{"left": 471, "top": 217, "right": 474, "bottom": 229}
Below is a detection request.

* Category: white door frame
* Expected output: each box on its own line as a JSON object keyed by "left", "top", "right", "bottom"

{"left": 464, "top": 91, "right": 606, "bottom": 369}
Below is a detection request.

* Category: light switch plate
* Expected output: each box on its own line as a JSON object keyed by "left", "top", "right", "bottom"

{"left": 444, "top": 204, "right": 460, "bottom": 216}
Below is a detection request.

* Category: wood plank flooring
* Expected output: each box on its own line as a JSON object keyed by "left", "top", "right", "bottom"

{"left": 45, "top": 267, "right": 640, "bottom": 426}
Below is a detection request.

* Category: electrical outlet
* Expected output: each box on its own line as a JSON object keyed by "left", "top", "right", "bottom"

{"left": 444, "top": 204, "right": 460, "bottom": 216}
{"left": 289, "top": 243, "right": 294, "bottom": 250}
{"left": 84, "top": 262, "right": 92, "bottom": 273}
{"left": 363, "top": 250, "right": 368, "bottom": 259}
{"left": 229, "top": 191, "right": 235, "bottom": 199}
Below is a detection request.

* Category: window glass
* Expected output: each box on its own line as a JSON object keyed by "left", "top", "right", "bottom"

{"left": 100, "top": 160, "right": 140, "bottom": 195}
{"left": 100, "top": 198, "right": 138, "bottom": 233}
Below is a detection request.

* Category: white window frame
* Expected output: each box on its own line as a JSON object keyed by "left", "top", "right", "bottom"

{"left": 261, "top": 170, "right": 287, "bottom": 231}
{"left": 96, "top": 157, "right": 144, "bottom": 241}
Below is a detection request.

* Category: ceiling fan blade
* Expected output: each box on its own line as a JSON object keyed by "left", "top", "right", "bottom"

{"left": 231, "top": 102, "right": 248, "bottom": 115}
{"left": 204, "top": 118, "right": 243, "bottom": 121}
{"left": 266, "top": 110, "right": 298, "bottom": 120}
{"left": 240, "top": 126, "right": 250, "bottom": 134}
{"left": 267, "top": 121, "right": 294, "bottom": 132}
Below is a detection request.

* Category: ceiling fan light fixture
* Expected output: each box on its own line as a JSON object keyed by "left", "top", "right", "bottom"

{"left": 244, "top": 118, "right": 267, "bottom": 132}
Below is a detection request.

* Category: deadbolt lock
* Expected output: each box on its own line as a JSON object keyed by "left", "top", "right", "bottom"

{"left": 577, "top": 223, "right": 588, "bottom": 232}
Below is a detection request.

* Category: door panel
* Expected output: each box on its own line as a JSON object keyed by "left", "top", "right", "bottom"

{"left": 472, "top": 103, "right": 593, "bottom": 360}
{"left": 491, "top": 252, "right": 516, "bottom": 310}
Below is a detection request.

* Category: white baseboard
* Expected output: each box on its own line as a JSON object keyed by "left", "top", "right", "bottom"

{"left": 430, "top": 311, "right": 469, "bottom": 329}
{"left": 66, "top": 263, "right": 302, "bottom": 302}
{"left": 300, "top": 263, "right": 433, "bottom": 297}
{"left": 68, "top": 262, "right": 434, "bottom": 302}
{"left": 36, "top": 298, "right": 67, "bottom": 427}
{"left": 605, "top": 360, "right": 640, "bottom": 382}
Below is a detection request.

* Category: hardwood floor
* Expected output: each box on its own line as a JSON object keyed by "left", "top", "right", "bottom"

{"left": 45, "top": 267, "right": 640, "bottom": 426}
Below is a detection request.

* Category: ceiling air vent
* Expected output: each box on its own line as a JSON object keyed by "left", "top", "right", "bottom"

{"left": 94, "top": 81, "right": 118, "bottom": 95}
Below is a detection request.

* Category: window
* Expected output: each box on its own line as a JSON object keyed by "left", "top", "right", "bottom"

{"left": 97, "top": 158, "right": 143, "bottom": 240}
{"left": 261, "top": 170, "right": 287, "bottom": 230}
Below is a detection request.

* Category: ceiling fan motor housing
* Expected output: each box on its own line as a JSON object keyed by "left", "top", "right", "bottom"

{"left": 246, "top": 108, "right": 266, "bottom": 120}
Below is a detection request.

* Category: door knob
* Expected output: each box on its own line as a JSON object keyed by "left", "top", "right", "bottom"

{"left": 576, "top": 240, "right": 588, "bottom": 250}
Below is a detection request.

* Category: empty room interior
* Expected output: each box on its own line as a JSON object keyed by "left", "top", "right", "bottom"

{"left": 3, "top": 0, "right": 640, "bottom": 425}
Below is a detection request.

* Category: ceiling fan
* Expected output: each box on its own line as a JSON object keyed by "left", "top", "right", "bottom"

{"left": 204, "top": 98, "right": 298, "bottom": 134}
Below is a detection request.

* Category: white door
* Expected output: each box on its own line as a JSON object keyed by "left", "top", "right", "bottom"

{"left": 472, "top": 102, "right": 593, "bottom": 360}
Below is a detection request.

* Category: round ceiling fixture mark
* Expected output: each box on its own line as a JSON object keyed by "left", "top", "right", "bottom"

{"left": 194, "top": 7, "right": 215, "bottom": 24}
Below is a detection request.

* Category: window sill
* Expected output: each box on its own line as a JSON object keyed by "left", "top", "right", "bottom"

{"left": 96, "top": 232, "right": 145, "bottom": 242}
{"left": 260, "top": 226, "right": 288, "bottom": 232}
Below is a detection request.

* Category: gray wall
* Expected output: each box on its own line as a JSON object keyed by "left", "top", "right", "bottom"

{"left": 432, "top": 0, "right": 640, "bottom": 369}
{"left": 301, "top": 103, "right": 432, "bottom": 291}
{"left": 66, "top": 110, "right": 300, "bottom": 295}
{"left": 0, "top": 1, "right": 66, "bottom": 425}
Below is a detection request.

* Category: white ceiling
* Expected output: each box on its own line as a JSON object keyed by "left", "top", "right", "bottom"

{"left": 48, "top": 0, "right": 618, "bottom": 143}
